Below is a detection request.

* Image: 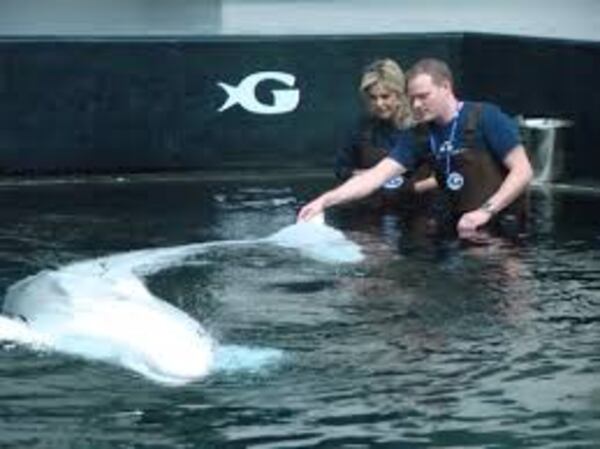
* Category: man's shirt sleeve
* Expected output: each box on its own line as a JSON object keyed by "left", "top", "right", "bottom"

{"left": 480, "top": 103, "right": 521, "bottom": 161}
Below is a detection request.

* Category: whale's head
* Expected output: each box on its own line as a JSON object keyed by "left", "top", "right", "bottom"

{"left": 3, "top": 269, "right": 214, "bottom": 385}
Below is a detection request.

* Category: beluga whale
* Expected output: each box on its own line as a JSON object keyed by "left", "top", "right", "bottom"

{"left": 0, "top": 214, "right": 362, "bottom": 385}
{"left": 1, "top": 257, "right": 215, "bottom": 386}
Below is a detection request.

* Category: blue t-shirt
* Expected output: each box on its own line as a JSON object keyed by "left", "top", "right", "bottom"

{"left": 389, "top": 101, "right": 520, "bottom": 170}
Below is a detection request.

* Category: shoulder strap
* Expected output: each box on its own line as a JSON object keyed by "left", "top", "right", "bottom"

{"left": 357, "top": 117, "right": 375, "bottom": 147}
{"left": 411, "top": 123, "right": 430, "bottom": 162}
{"left": 462, "top": 102, "right": 483, "bottom": 149}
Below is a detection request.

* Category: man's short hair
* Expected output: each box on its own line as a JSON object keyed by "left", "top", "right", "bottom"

{"left": 406, "top": 58, "right": 454, "bottom": 87}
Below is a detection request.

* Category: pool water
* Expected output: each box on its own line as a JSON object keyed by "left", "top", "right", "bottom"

{"left": 0, "top": 174, "right": 599, "bottom": 448}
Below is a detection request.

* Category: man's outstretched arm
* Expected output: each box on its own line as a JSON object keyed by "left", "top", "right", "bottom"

{"left": 297, "top": 157, "right": 406, "bottom": 222}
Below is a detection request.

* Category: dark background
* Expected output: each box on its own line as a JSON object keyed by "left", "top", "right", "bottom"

{"left": 0, "top": 33, "right": 597, "bottom": 181}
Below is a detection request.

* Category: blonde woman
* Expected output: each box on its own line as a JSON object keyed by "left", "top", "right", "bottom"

{"left": 335, "top": 59, "right": 412, "bottom": 181}
{"left": 335, "top": 59, "right": 434, "bottom": 209}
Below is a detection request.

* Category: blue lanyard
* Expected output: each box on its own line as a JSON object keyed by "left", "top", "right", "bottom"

{"left": 428, "top": 102, "right": 463, "bottom": 178}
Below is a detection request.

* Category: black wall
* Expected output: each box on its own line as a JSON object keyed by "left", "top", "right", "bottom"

{"left": 0, "top": 33, "right": 598, "bottom": 180}
{"left": 461, "top": 34, "right": 600, "bottom": 182}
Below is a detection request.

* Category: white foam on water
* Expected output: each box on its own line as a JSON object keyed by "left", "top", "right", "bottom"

{"left": 213, "top": 345, "right": 285, "bottom": 374}
{"left": 0, "top": 217, "right": 362, "bottom": 385}
{"left": 267, "top": 214, "right": 364, "bottom": 264}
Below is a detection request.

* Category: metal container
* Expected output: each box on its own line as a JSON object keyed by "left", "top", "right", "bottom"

{"left": 519, "top": 117, "right": 573, "bottom": 182}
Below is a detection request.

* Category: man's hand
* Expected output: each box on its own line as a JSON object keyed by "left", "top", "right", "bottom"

{"left": 297, "top": 197, "right": 326, "bottom": 223}
{"left": 457, "top": 208, "right": 493, "bottom": 233}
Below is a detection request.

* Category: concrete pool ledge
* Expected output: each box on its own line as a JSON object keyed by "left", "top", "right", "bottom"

{"left": 3, "top": 169, "right": 600, "bottom": 202}
{"left": 531, "top": 180, "right": 600, "bottom": 196}
{"left": 0, "top": 169, "right": 333, "bottom": 188}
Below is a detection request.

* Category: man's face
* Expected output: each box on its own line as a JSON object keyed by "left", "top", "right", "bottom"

{"left": 365, "top": 82, "right": 401, "bottom": 121}
{"left": 407, "top": 73, "right": 449, "bottom": 123}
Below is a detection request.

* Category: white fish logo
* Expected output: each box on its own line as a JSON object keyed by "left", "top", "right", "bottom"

{"left": 217, "top": 71, "right": 300, "bottom": 115}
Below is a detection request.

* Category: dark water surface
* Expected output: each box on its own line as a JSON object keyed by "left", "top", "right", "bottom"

{"left": 0, "top": 174, "right": 599, "bottom": 448}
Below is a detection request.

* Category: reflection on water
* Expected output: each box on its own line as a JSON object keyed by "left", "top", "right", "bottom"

{"left": 0, "top": 177, "right": 599, "bottom": 448}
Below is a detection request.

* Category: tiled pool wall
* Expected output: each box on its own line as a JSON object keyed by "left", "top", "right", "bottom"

{"left": 0, "top": 33, "right": 598, "bottom": 181}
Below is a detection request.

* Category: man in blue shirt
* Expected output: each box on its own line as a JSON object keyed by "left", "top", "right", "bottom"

{"left": 298, "top": 58, "right": 533, "bottom": 234}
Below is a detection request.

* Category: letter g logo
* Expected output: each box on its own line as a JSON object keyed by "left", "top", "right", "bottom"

{"left": 217, "top": 71, "right": 300, "bottom": 115}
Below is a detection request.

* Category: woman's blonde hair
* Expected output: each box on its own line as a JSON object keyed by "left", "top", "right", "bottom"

{"left": 359, "top": 58, "right": 413, "bottom": 128}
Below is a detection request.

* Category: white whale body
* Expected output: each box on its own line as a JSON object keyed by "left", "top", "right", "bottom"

{"left": 0, "top": 217, "right": 362, "bottom": 385}
{"left": 3, "top": 268, "right": 214, "bottom": 385}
